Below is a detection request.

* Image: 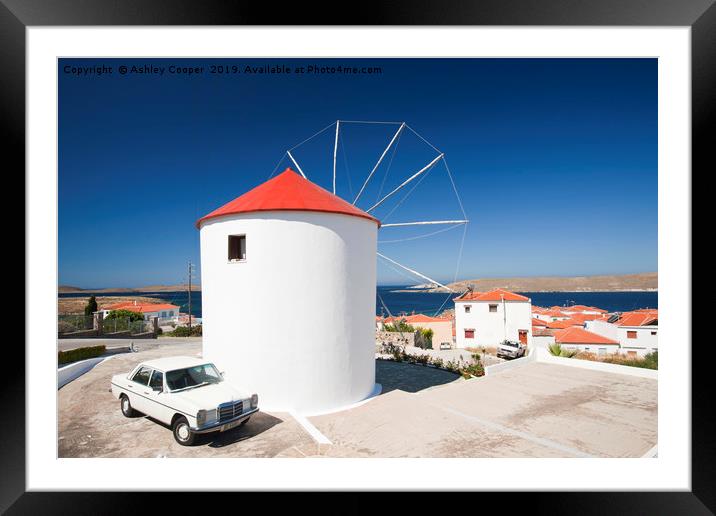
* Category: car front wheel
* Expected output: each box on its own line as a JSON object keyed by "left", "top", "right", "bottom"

{"left": 172, "top": 416, "right": 196, "bottom": 446}
{"left": 120, "top": 394, "right": 137, "bottom": 417}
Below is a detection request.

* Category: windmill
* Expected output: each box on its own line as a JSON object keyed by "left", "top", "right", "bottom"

{"left": 197, "top": 120, "right": 469, "bottom": 413}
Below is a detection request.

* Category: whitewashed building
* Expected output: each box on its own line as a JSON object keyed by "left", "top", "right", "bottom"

{"left": 586, "top": 309, "right": 658, "bottom": 357}
{"left": 554, "top": 326, "right": 620, "bottom": 355}
{"left": 197, "top": 168, "right": 379, "bottom": 414}
{"left": 454, "top": 288, "right": 532, "bottom": 349}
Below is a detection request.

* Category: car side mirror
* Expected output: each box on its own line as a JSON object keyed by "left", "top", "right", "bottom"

{"left": 152, "top": 386, "right": 163, "bottom": 393}
{"left": 220, "top": 371, "right": 225, "bottom": 377}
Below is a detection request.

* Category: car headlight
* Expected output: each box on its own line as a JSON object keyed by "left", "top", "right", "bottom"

{"left": 197, "top": 409, "right": 217, "bottom": 426}
{"left": 251, "top": 393, "right": 258, "bottom": 408}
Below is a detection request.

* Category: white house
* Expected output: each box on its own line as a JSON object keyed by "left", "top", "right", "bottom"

{"left": 100, "top": 301, "right": 180, "bottom": 321}
{"left": 532, "top": 306, "right": 571, "bottom": 322}
{"left": 560, "top": 305, "right": 609, "bottom": 316}
{"left": 454, "top": 288, "right": 532, "bottom": 349}
{"left": 197, "top": 168, "right": 379, "bottom": 414}
{"left": 378, "top": 313, "right": 454, "bottom": 349}
{"left": 554, "top": 326, "right": 621, "bottom": 355}
{"left": 586, "top": 309, "right": 658, "bottom": 357}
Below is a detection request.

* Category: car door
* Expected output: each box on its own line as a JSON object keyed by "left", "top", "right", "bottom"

{"left": 144, "top": 369, "right": 173, "bottom": 424}
{"left": 127, "top": 366, "right": 152, "bottom": 413}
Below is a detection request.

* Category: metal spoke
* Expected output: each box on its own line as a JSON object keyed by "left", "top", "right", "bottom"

{"left": 366, "top": 153, "right": 444, "bottom": 213}
{"left": 380, "top": 220, "right": 469, "bottom": 228}
{"left": 287, "top": 150, "right": 307, "bottom": 179}
{"left": 377, "top": 252, "right": 454, "bottom": 292}
{"left": 353, "top": 122, "right": 405, "bottom": 205}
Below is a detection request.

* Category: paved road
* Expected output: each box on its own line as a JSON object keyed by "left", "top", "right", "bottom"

{"left": 57, "top": 336, "right": 202, "bottom": 352}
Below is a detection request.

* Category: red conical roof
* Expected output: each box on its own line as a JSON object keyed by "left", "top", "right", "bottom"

{"left": 196, "top": 168, "right": 380, "bottom": 228}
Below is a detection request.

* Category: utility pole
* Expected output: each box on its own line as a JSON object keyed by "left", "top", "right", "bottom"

{"left": 188, "top": 261, "right": 193, "bottom": 330}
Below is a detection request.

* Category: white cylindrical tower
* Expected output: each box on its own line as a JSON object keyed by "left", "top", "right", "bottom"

{"left": 197, "top": 168, "right": 379, "bottom": 414}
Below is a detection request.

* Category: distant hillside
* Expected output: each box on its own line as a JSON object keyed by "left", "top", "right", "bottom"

{"left": 57, "top": 285, "right": 85, "bottom": 293}
{"left": 58, "top": 284, "right": 201, "bottom": 293}
{"left": 431, "top": 272, "right": 657, "bottom": 293}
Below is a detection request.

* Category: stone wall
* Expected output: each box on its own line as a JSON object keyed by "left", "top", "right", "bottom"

{"left": 375, "top": 330, "right": 416, "bottom": 352}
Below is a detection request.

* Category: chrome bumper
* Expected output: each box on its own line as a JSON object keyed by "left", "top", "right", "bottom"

{"left": 192, "top": 407, "right": 259, "bottom": 434}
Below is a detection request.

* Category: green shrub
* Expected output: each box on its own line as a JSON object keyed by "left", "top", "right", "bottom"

{"left": 384, "top": 319, "right": 415, "bottom": 333}
{"left": 58, "top": 345, "right": 106, "bottom": 365}
{"left": 548, "top": 343, "right": 579, "bottom": 358}
{"left": 167, "top": 324, "right": 203, "bottom": 337}
{"left": 461, "top": 361, "right": 485, "bottom": 378}
{"left": 415, "top": 328, "right": 434, "bottom": 350}
{"left": 105, "top": 309, "right": 144, "bottom": 322}
{"left": 376, "top": 342, "right": 485, "bottom": 379}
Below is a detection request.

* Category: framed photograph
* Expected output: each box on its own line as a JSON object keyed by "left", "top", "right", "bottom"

{"left": 7, "top": 0, "right": 709, "bottom": 510}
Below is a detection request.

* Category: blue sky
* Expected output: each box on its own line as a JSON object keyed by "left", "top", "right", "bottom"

{"left": 59, "top": 58, "right": 657, "bottom": 288}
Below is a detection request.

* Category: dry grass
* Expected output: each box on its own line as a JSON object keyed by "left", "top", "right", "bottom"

{"left": 466, "top": 346, "right": 499, "bottom": 357}
{"left": 573, "top": 350, "right": 658, "bottom": 370}
{"left": 58, "top": 296, "right": 162, "bottom": 315}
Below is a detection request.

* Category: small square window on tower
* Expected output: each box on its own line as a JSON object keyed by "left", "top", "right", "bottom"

{"left": 489, "top": 304, "right": 498, "bottom": 313}
{"left": 228, "top": 235, "right": 246, "bottom": 261}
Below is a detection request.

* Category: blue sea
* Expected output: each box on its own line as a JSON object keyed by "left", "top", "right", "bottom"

{"left": 59, "top": 287, "right": 657, "bottom": 318}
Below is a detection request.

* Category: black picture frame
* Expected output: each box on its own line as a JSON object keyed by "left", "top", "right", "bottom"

{"left": 5, "top": 0, "right": 709, "bottom": 512}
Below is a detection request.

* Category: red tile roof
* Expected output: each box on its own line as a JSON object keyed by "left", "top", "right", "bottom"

{"left": 555, "top": 327, "right": 619, "bottom": 345}
{"left": 616, "top": 309, "right": 658, "bottom": 327}
{"left": 531, "top": 318, "right": 549, "bottom": 327}
{"left": 561, "top": 305, "right": 608, "bottom": 313}
{"left": 455, "top": 288, "right": 530, "bottom": 302}
{"left": 196, "top": 168, "right": 380, "bottom": 228}
{"left": 564, "top": 313, "right": 603, "bottom": 325}
{"left": 104, "top": 302, "right": 179, "bottom": 314}
{"left": 544, "top": 309, "right": 568, "bottom": 317}
{"left": 378, "top": 314, "right": 451, "bottom": 325}
{"left": 544, "top": 319, "right": 577, "bottom": 329}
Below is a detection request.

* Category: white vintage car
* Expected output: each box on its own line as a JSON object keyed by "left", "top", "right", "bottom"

{"left": 110, "top": 356, "right": 258, "bottom": 446}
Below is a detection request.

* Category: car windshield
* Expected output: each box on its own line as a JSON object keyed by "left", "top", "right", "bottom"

{"left": 166, "top": 363, "right": 222, "bottom": 392}
{"left": 503, "top": 342, "right": 519, "bottom": 348}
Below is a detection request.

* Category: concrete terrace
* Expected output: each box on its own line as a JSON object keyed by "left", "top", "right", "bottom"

{"left": 310, "top": 361, "right": 657, "bottom": 458}
{"left": 58, "top": 339, "right": 657, "bottom": 458}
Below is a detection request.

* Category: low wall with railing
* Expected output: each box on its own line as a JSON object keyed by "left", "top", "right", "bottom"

{"left": 58, "top": 314, "right": 158, "bottom": 339}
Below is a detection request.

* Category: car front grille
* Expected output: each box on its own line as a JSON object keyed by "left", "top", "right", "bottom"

{"left": 218, "top": 400, "right": 243, "bottom": 422}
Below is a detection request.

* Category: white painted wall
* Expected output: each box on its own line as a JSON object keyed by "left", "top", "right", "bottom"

{"left": 534, "top": 348, "right": 658, "bottom": 379}
{"left": 585, "top": 320, "right": 658, "bottom": 357}
{"left": 558, "top": 342, "right": 620, "bottom": 355}
{"left": 410, "top": 320, "right": 453, "bottom": 349}
{"left": 532, "top": 335, "right": 555, "bottom": 349}
{"left": 455, "top": 299, "right": 532, "bottom": 349}
{"left": 199, "top": 210, "right": 377, "bottom": 414}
